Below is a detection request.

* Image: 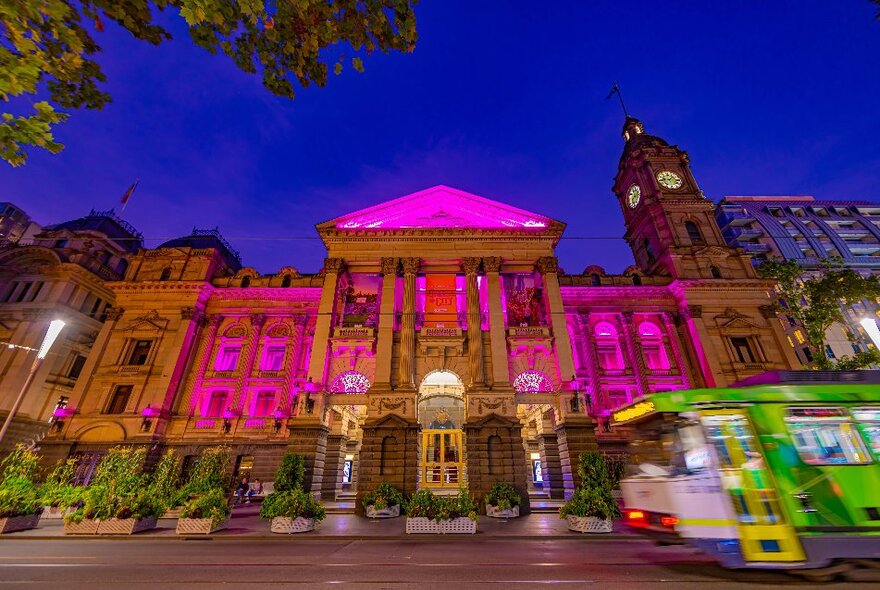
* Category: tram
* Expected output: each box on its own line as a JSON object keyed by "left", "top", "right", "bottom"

{"left": 614, "top": 371, "right": 880, "bottom": 578}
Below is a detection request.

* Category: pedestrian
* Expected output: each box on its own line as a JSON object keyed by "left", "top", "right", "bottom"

{"left": 247, "top": 478, "right": 263, "bottom": 502}
{"left": 234, "top": 476, "right": 250, "bottom": 504}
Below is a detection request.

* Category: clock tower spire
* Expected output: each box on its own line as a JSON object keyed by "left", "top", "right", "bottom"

{"left": 612, "top": 116, "right": 755, "bottom": 280}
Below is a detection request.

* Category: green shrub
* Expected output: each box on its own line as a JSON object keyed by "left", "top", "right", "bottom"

{"left": 179, "top": 488, "right": 230, "bottom": 525}
{"left": 148, "top": 450, "right": 182, "bottom": 512}
{"left": 259, "top": 489, "right": 326, "bottom": 522}
{"left": 404, "top": 489, "right": 437, "bottom": 519}
{"left": 560, "top": 451, "right": 620, "bottom": 520}
{"left": 604, "top": 455, "right": 627, "bottom": 490}
{"left": 39, "top": 459, "right": 80, "bottom": 509}
{"left": 0, "top": 446, "right": 43, "bottom": 517}
{"left": 405, "top": 487, "right": 478, "bottom": 522}
{"left": 182, "top": 446, "right": 231, "bottom": 494}
{"left": 274, "top": 452, "right": 305, "bottom": 492}
{"left": 362, "top": 481, "right": 405, "bottom": 511}
{"left": 484, "top": 482, "right": 521, "bottom": 510}
{"left": 0, "top": 445, "right": 40, "bottom": 484}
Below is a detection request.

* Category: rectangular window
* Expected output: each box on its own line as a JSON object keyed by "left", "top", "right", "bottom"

{"left": 253, "top": 390, "right": 275, "bottom": 417}
{"left": 28, "top": 282, "right": 43, "bottom": 302}
{"left": 730, "top": 337, "right": 756, "bottom": 363}
{"left": 105, "top": 385, "right": 132, "bottom": 414}
{"left": 68, "top": 355, "right": 87, "bottom": 379}
{"left": 233, "top": 455, "right": 254, "bottom": 480}
{"left": 3, "top": 282, "right": 18, "bottom": 302}
{"left": 15, "top": 282, "right": 32, "bottom": 303}
{"left": 261, "top": 346, "right": 286, "bottom": 371}
{"left": 127, "top": 340, "right": 152, "bottom": 365}
{"left": 215, "top": 346, "right": 241, "bottom": 371}
{"left": 852, "top": 407, "right": 880, "bottom": 455}
{"left": 90, "top": 297, "right": 102, "bottom": 317}
{"left": 206, "top": 391, "right": 228, "bottom": 417}
{"left": 786, "top": 408, "right": 871, "bottom": 465}
{"left": 71, "top": 451, "right": 106, "bottom": 486}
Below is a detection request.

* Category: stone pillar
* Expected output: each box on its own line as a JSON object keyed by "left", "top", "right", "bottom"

{"left": 576, "top": 313, "right": 602, "bottom": 411}
{"left": 555, "top": 417, "right": 599, "bottom": 497}
{"left": 463, "top": 257, "right": 485, "bottom": 388}
{"left": 538, "top": 430, "right": 565, "bottom": 500}
{"left": 286, "top": 425, "right": 330, "bottom": 497}
{"left": 179, "top": 314, "right": 223, "bottom": 415}
{"left": 661, "top": 312, "right": 691, "bottom": 389}
{"left": 678, "top": 304, "right": 723, "bottom": 388}
{"left": 320, "top": 434, "right": 347, "bottom": 500}
{"left": 161, "top": 307, "right": 206, "bottom": 411}
{"left": 620, "top": 311, "right": 648, "bottom": 398}
{"left": 483, "top": 257, "right": 510, "bottom": 387}
{"left": 536, "top": 256, "right": 576, "bottom": 380}
{"left": 308, "top": 258, "right": 346, "bottom": 387}
{"left": 464, "top": 415, "right": 532, "bottom": 514}
{"left": 373, "top": 258, "right": 398, "bottom": 389}
{"left": 397, "top": 257, "right": 420, "bottom": 390}
{"left": 355, "top": 415, "right": 420, "bottom": 515}
{"left": 233, "top": 313, "right": 265, "bottom": 411}
{"left": 280, "top": 318, "right": 305, "bottom": 414}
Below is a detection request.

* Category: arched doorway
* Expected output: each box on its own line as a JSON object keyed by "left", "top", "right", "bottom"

{"left": 417, "top": 370, "right": 466, "bottom": 489}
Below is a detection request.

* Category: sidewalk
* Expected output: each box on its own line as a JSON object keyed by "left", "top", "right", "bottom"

{"left": 5, "top": 503, "right": 636, "bottom": 541}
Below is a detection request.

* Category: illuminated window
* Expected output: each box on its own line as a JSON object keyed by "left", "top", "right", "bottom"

{"left": 786, "top": 408, "right": 871, "bottom": 465}
{"left": 105, "top": 385, "right": 132, "bottom": 414}
{"left": 638, "top": 321, "right": 669, "bottom": 370}
{"left": 787, "top": 336, "right": 795, "bottom": 348}
{"left": 594, "top": 322, "right": 625, "bottom": 370}
{"left": 794, "top": 330, "right": 805, "bottom": 344}
{"left": 206, "top": 391, "right": 228, "bottom": 416}
{"left": 730, "top": 337, "right": 756, "bottom": 363}
{"left": 261, "top": 345, "right": 285, "bottom": 371}
{"left": 329, "top": 371, "right": 371, "bottom": 393}
{"left": 513, "top": 370, "right": 555, "bottom": 393}
{"left": 215, "top": 345, "right": 241, "bottom": 371}
{"left": 127, "top": 340, "right": 152, "bottom": 365}
{"left": 252, "top": 390, "right": 275, "bottom": 416}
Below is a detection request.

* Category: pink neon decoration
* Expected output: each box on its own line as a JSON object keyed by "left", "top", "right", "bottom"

{"left": 513, "top": 370, "right": 555, "bottom": 393}
{"left": 329, "top": 370, "right": 371, "bottom": 393}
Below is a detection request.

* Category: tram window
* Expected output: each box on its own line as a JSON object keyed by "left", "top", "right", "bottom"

{"left": 852, "top": 407, "right": 880, "bottom": 455}
{"left": 786, "top": 408, "right": 872, "bottom": 465}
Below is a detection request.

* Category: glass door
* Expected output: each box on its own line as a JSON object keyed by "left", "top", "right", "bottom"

{"left": 421, "top": 429, "right": 464, "bottom": 488}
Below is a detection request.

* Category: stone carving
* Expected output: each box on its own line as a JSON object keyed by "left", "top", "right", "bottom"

{"left": 104, "top": 307, "right": 125, "bottom": 321}
{"left": 535, "top": 256, "right": 559, "bottom": 274}
{"left": 462, "top": 257, "right": 481, "bottom": 275}
{"left": 380, "top": 257, "right": 399, "bottom": 276}
{"left": 401, "top": 257, "right": 421, "bottom": 275}
{"left": 324, "top": 258, "right": 346, "bottom": 274}
{"left": 267, "top": 324, "right": 291, "bottom": 338}
{"left": 482, "top": 256, "right": 502, "bottom": 273}
{"left": 684, "top": 304, "right": 703, "bottom": 319}
{"left": 468, "top": 395, "right": 513, "bottom": 417}
{"left": 125, "top": 310, "right": 166, "bottom": 331}
{"left": 250, "top": 313, "right": 267, "bottom": 328}
{"left": 224, "top": 324, "right": 246, "bottom": 338}
{"left": 758, "top": 304, "right": 777, "bottom": 319}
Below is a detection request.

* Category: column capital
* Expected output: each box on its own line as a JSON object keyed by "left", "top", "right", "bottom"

{"left": 682, "top": 304, "right": 703, "bottom": 319}
{"left": 620, "top": 310, "right": 635, "bottom": 323}
{"left": 250, "top": 313, "right": 267, "bottom": 328}
{"left": 758, "top": 304, "right": 777, "bottom": 319}
{"left": 206, "top": 314, "right": 224, "bottom": 328}
{"left": 462, "top": 257, "right": 482, "bottom": 275}
{"left": 323, "top": 257, "right": 346, "bottom": 274}
{"left": 380, "top": 257, "right": 399, "bottom": 276}
{"left": 401, "top": 257, "right": 421, "bottom": 276}
{"left": 105, "top": 307, "right": 125, "bottom": 321}
{"left": 535, "top": 256, "right": 558, "bottom": 275}
{"left": 482, "top": 256, "right": 502, "bottom": 273}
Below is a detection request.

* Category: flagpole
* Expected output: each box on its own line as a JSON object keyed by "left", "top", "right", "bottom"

{"left": 119, "top": 179, "right": 139, "bottom": 218}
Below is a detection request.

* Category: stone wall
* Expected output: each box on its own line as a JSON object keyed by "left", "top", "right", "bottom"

{"left": 464, "top": 414, "right": 531, "bottom": 515}
{"left": 355, "top": 414, "right": 419, "bottom": 516}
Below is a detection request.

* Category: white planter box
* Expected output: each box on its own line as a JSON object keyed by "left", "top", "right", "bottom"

{"left": 365, "top": 504, "right": 400, "bottom": 519}
{"left": 567, "top": 515, "right": 613, "bottom": 534}
{"left": 0, "top": 514, "right": 41, "bottom": 534}
{"left": 64, "top": 518, "right": 101, "bottom": 535}
{"left": 486, "top": 504, "right": 520, "bottom": 518}
{"left": 176, "top": 518, "right": 226, "bottom": 535}
{"left": 269, "top": 516, "right": 316, "bottom": 534}
{"left": 406, "top": 517, "right": 476, "bottom": 534}
{"left": 97, "top": 516, "right": 158, "bottom": 535}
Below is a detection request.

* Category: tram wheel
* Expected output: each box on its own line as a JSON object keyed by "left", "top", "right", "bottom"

{"left": 845, "top": 560, "right": 880, "bottom": 582}
{"left": 790, "top": 562, "right": 853, "bottom": 583}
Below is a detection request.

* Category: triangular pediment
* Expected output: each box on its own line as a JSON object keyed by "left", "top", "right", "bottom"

{"left": 318, "top": 185, "right": 562, "bottom": 232}
{"left": 365, "top": 412, "right": 415, "bottom": 429}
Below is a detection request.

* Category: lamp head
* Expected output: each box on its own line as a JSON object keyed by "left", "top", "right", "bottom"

{"left": 37, "top": 320, "right": 66, "bottom": 359}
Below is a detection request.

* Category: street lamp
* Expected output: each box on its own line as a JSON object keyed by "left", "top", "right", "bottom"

{"left": 860, "top": 317, "right": 880, "bottom": 350}
{"left": 0, "top": 319, "right": 66, "bottom": 446}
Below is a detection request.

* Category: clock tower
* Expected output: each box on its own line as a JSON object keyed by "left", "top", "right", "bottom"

{"left": 612, "top": 116, "right": 755, "bottom": 280}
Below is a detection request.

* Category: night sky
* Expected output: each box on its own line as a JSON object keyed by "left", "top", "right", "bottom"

{"left": 3, "top": 1, "right": 879, "bottom": 275}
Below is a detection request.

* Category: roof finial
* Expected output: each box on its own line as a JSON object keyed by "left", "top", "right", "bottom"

{"left": 606, "top": 82, "right": 629, "bottom": 118}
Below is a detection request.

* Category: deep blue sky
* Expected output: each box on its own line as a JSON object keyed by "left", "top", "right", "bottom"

{"left": 3, "top": 1, "right": 879, "bottom": 274}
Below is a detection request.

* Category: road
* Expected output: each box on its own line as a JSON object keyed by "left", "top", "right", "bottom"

{"left": 0, "top": 537, "right": 869, "bottom": 588}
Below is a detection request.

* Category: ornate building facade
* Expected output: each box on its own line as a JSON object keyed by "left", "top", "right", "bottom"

{"left": 2, "top": 119, "right": 798, "bottom": 508}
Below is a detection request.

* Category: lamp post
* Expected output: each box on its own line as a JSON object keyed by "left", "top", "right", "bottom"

{"left": 860, "top": 317, "right": 880, "bottom": 350}
{"left": 0, "top": 320, "right": 66, "bottom": 446}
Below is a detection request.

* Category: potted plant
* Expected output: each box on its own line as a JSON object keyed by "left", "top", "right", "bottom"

{"left": 484, "top": 482, "right": 522, "bottom": 518}
{"left": 64, "top": 446, "right": 161, "bottom": 535}
{"left": 404, "top": 489, "right": 441, "bottom": 533}
{"left": 148, "top": 450, "right": 182, "bottom": 517}
{"left": 39, "top": 459, "right": 80, "bottom": 519}
{"left": 362, "top": 482, "right": 405, "bottom": 518}
{"left": 405, "top": 487, "right": 478, "bottom": 534}
{"left": 259, "top": 452, "right": 325, "bottom": 533}
{"left": 559, "top": 452, "right": 619, "bottom": 533}
{"left": 176, "top": 488, "right": 231, "bottom": 534}
{"left": 260, "top": 488, "right": 326, "bottom": 533}
{"left": 0, "top": 446, "right": 43, "bottom": 534}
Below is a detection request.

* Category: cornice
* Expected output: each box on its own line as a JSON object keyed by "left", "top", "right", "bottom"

{"left": 209, "top": 287, "right": 322, "bottom": 301}
{"left": 560, "top": 285, "right": 674, "bottom": 301}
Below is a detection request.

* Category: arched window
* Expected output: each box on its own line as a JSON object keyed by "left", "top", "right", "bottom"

{"left": 240, "top": 276, "right": 251, "bottom": 288}
{"left": 710, "top": 265, "right": 722, "bottom": 279}
{"left": 329, "top": 370, "right": 371, "bottom": 393}
{"left": 638, "top": 321, "right": 670, "bottom": 370}
{"left": 590, "top": 273, "right": 601, "bottom": 286}
{"left": 159, "top": 267, "right": 172, "bottom": 281}
{"left": 685, "top": 221, "right": 705, "bottom": 245}
{"left": 644, "top": 239, "right": 655, "bottom": 262}
{"left": 380, "top": 435, "right": 396, "bottom": 475}
{"left": 594, "top": 322, "right": 625, "bottom": 370}
{"left": 487, "top": 435, "right": 502, "bottom": 475}
{"left": 631, "top": 274, "right": 641, "bottom": 286}
{"left": 512, "top": 370, "right": 555, "bottom": 393}
{"left": 280, "top": 275, "right": 292, "bottom": 288}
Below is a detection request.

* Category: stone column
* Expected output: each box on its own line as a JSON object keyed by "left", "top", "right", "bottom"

{"left": 483, "top": 257, "right": 510, "bottom": 387}
{"left": 678, "top": 304, "right": 723, "bottom": 388}
{"left": 576, "top": 313, "right": 602, "bottom": 412}
{"left": 286, "top": 425, "right": 330, "bottom": 497}
{"left": 554, "top": 418, "right": 599, "bottom": 497}
{"left": 160, "top": 307, "right": 206, "bottom": 410}
{"left": 538, "top": 429, "right": 565, "bottom": 500}
{"left": 620, "top": 311, "right": 648, "bottom": 399}
{"left": 321, "top": 434, "right": 347, "bottom": 500}
{"left": 661, "top": 312, "right": 691, "bottom": 389}
{"left": 373, "top": 258, "right": 398, "bottom": 389}
{"left": 308, "top": 258, "right": 346, "bottom": 387}
{"left": 536, "top": 256, "right": 576, "bottom": 380}
{"left": 463, "top": 257, "right": 484, "bottom": 388}
{"left": 179, "top": 314, "right": 223, "bottom": 415}
{"left": 233, "top": 313, "right": 265, "bottom": 411}
{"left": 397, "top": 257, "right": 420, "bottom": 390}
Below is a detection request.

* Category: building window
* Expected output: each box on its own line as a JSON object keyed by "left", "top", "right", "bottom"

{"left": 54, "top": 239, "right": 68, "bottom": 248}
{"left": 644, "top": 239, "right": 655, "bottom": 262}
{"left": 105, "top": 385, "right": 133, "bottom": 414}
{"left": 639, "top": 321, "right": 670, "bottom": 370}
{"left": 685, "top": 221, "right": 704, "bottom": 245}
{"left": 631, "top": 274, "right": 641, "bottom": 286}
{"left": 71, "top": 451, "right": 106, "bottom": 486}
{"left": 28, "top": 282, "right": 44, "bottom": 302}
{"left": 233, "top": 455, "right": 254, "bottom": 480}
{"left": 594, "top": 322, "right": 625, "bottom": 370}
{"left": 240, "top": 276, "right": 251, "bottom": 288}
{"left": 206, "top": 391, "right": 228, "bottom": 416}
{"left": 512, "top": 370, "right": 555, "bottom": 393}
{"left": 487, "top": 435, "right": 501, "bottom": 475}
{"left": 68, "top": 354, "right": 87, "bottom": 379}
{"left": 252, "top": 390, "right": 275, "bottom": 417}
{"left": 590, "top": 273, "right": 600, "bottom": 286}
{"left": 329, "top": 371, "right": 371, "bottom": 393}
{"left": 802, "top": 347, "right": 814, "bottom": 362}
{"left": 14, "top": 282, "right": 32, "bottom": 303}
{"left": 281, "top": 275, "right": 292, "bottom": 288}
{"left": 825, "top": 345, "right": 836, "bottom": 359}
{"left": 127, "top": 340, "right": 152, "bottom": 365}
{"left": 852, "top": 343, "right": 862, "bottom": 354}
{"left": 380, "top": 435, "right": 396, "bottom": 476}
{"left": 215, "top": 345, "right": 241, "bottom": 371}
{"left": 730, "top": 337, "right": 756, "bottom": 363}
{"left": 710, "top": 265, "right": 722, "bottom": 279}
{"left": 159, "top": 267, "right": 172, "bottom": 281}
{"left": 261, "top": 345, "right": 286, "bottom": 371}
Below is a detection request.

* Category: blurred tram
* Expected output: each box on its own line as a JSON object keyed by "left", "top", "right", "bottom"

{"left": 614, "top": 371, "right": 880, "bottom": 581}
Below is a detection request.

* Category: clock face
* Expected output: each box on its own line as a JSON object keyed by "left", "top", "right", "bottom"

{"left": 627, "top": 184, "right": 641, "bottom": 209}
{"left": 656, "top": 170, "right": 683, "bottom": 190}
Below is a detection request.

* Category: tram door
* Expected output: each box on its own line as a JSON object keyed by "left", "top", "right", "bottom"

{"left": 701, "top": 411, "right": 805, "bottom": 563}
{"left": 421, "top": 429, "right": 464, "bottom": 488}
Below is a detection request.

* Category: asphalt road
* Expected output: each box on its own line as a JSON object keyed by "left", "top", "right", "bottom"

{"left": 0, "top": 538, "right": 870, "bottom": 589}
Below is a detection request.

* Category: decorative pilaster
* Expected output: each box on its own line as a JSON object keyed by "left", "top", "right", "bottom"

{"left": 180, "top": 315, "right": 223, "bottom": 415}
{"left": 536, "top": 256, "right": 576, "bottom": 382}
{"left": 463, "top": 257, "right": 484, "bottom": 388}
{"left": 483, "top": 256, "right": 509, "bottom": 387}
{"left": 397, "top": 257, "right": 420, "bottom": 389}
{"left": 308, "top": 258, "right": 346, "bottom": 388}
{"left": 620, "top": 311, "right": 648, "bottom": 399}
{"left": 661, "top": 312, "right": 691, "bottom": 389}
{"left": 161, "top": 307, "right": 207, "bottom": 410}
{"left": 374, "top": 257, "right": 399, "bottom": 388}
{"left": 576, "top": 313, "right": 602, "bottom": 411}
{"left": 232, "top": 314, "right": 265, "bottom": 411}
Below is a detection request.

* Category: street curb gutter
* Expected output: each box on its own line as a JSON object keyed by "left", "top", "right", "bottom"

{"left": 0, "top": 533, "right": 638, "bottom": 542}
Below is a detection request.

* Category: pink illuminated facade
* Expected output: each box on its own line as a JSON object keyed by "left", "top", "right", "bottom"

{"left": 35, "top": 118, "right": 798, "bottom": 508}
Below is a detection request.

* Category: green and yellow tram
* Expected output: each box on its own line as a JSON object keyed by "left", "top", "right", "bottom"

{"left": 615, "top": 371, "right": 879, "bottom": 576}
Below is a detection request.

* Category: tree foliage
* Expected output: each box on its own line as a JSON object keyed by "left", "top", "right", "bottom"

{"left": 1, "top": 0, "right": 418, "bottom": 166}
{"left": 758, "top": 257, "right": 880, "bottom": 369}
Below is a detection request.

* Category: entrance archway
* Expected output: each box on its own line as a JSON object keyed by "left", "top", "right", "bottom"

{"left": 417, "top": 370, "right": 466, "bottom": 489}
